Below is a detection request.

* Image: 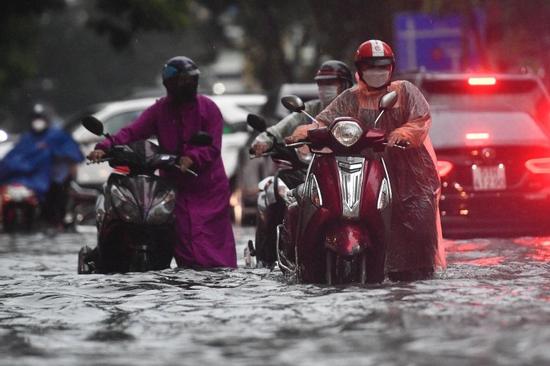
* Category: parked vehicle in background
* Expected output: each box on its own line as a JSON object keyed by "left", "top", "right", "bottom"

{"left": 430, "top": 108, "right": 550, "bottom": 237}
{"left": 397, "top": 72, "right": 550, "bottom": 130}
{"left": 402, "top": 72, "right": 550, "bottom": 237}
{"left": 0, "top": 132, "right": 18, "bottom": 161}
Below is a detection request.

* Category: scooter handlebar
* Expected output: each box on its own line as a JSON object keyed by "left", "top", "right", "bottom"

{"left": 382, "top": 141, "right": 410, "bottom": 149}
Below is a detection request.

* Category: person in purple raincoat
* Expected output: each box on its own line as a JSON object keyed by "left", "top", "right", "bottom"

{"left": 88, "top": 56, "right": 237, "bottom": 268}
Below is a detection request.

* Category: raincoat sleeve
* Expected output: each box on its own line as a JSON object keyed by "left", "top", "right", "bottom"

{"left": 184, "top": 98, "right": 223, "bottom": 171}
{"left": 95, "top": 102, "right": 158, "bottom": 151}
{"left": 0, "top": 134, "right": 37, "bottom": 175}
{"left": 267, "top": 100, "right": 319, "bottom": 142}
{"left": 390, "top": 81, "right": 432, "bottom": 148}
{"left": 315, "top": 89, "right": 357, "bottom": 126}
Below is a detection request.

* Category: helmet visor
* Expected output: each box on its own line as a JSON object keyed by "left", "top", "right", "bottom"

{"left": 162, "top": 64, "right": 181, "bottom": 81}
{"left": 357, "top": 57, "right": 393, "bottom": 68}
{"left": 314, "top": 74, "right": 341, "bottom": 81}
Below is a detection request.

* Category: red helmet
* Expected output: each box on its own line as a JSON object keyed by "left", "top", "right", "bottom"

{"left": 355, "top": 40, "right": 395, "bottom": 68}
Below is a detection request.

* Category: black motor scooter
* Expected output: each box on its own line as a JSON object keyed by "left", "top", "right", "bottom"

{"left": 77, "top": 116, "right": 211, "bottom": 274}
{"left": 246, "top": 114, "right": 310, "bottom": 268}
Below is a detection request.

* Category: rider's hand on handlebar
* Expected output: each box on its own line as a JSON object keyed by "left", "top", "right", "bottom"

{"left": 250, "top": 132, "right": 273, "bottom": 156}
{"left": 387, "top": 130, "right": 411, "bottom": 148}
{"left": 178, "top": 156, "right": 194, "bottom": 173}
{"left": 285, "top": 123, "right": 318, "bottom": 144}
{"left": 87, "top": 149, "right": 106, "bottom": 162}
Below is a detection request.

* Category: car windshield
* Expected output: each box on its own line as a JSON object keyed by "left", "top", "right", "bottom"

{"left": 430, "top": 110, "right": 550, "bottom": 148}
{"left": 396, "top": 73, "right": 550, "bottom": 128}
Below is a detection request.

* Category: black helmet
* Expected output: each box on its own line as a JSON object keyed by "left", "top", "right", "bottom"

{"left": 30, "top": 103, "right": 50, "bottom": 122}
{"left": 314, "top": 60, "right": 353, "bottom": 88}
{"left": 162, "top": 56, "right": 200, "bottom": 81}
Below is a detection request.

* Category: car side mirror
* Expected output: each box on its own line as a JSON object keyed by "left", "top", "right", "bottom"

{"left": 247, "top": 114, "right": 267, "bottom": 132}
{"left": 379, "top": 91, "right": 398, "bottom": 111}
{"left": 281, "top": 95, "right": 305, "bottom": 113}
{"left": 82, "top": 116, "right": 104, "bottom": 136}
{"left": 188, "top": 131, "right": 212, "bottom": 146}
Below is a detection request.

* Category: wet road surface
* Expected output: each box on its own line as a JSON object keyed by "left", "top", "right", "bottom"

{"left": 0, "top": 226, "right": 549, "bottom": 366}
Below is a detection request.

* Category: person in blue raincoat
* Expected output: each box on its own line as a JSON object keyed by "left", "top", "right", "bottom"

{"left": 0, "top": 105, "right": 84, "bottom": 225}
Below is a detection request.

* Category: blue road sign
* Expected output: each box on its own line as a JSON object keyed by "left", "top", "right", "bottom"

{"left": 394, "top": 12, "right": 480, "bottom": 72}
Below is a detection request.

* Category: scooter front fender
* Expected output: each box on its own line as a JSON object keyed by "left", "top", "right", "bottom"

{"left": 324, "top": 223, "right": 372, "bottom": 258}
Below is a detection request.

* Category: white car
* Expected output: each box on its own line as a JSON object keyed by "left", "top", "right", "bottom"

{"left": 1, "top": 94, "right": 267, "bottom": 189}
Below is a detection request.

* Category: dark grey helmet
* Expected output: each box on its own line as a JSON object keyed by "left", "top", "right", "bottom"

{"left": 162, "top": 56, "right": 200, "bottom": 80}
{"left": 314, "top": 60, "right": 353, "bottom": 88}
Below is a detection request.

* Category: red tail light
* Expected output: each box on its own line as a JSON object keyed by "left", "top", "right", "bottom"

{"left": 113, "top": 166, "right": 130, "bottom": 174}
{"left": 525, "top": 157, "right": 550, "bottom": 174}
{"left": 437, "top": 160, "right": 453, "bottom": 177}
{"left": 468, "top": 77, "right": 496, "bottom": 86}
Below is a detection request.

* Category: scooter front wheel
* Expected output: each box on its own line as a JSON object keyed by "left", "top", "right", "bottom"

{"left": 78, "top": 245, "right": 96, "bottom": 274}
{"left": 325, "top": 251, "right": 370, "bottom": 285}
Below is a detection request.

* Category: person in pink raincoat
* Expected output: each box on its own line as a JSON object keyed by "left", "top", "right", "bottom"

{"left": 287, "top": 40, "right": 446, "bottom": 281}
{"left": 88, "top": 56, "right": 237, "bottom": 268}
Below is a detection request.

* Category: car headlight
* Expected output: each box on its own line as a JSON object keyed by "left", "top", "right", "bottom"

{"left": 110, "top": 185, "right": 141, "bottom": 223}
{"left": 331, "top": 121, "right": 363, "bottom": 147}
{"left": 146, "top": 190, "right": 176, "bottom": 224}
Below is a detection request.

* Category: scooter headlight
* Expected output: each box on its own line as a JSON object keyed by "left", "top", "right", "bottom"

{"left": 110, "top": 185, "right": 140, "bottom": 223}
{"left": 5, "top": 185, "right": 33, "bottom": 202}
{"left": 146, "top": 190, "right": 176, "bottom": 224}
{"left": 331, "top": 121, "right": 363, "bottom": 147}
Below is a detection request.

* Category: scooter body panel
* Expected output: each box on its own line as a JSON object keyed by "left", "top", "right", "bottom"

{"left": 95, "top": 172, "right": 176, "bottom": 273}
{"left": 281, "top": 154, "right": 391, "bottom": 284}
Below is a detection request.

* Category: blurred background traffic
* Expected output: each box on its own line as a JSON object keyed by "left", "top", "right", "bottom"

{"left": 1, "top": 0, "right": 550, "bottom": 236}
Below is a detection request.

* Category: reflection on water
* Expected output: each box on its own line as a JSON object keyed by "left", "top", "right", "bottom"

{"left": 0, "top": 228, "right": 549, "bottom": 366}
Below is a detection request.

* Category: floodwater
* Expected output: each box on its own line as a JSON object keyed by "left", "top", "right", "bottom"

{"left": 0, "top": 227, "right": 549, "bottom": 366}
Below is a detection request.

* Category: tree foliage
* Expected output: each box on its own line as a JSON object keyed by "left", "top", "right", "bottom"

{"left": 1, "top": 0, "right": 550, "bottom": 130}
{"left": 88, "top": 0, "right": 190, "bottom": 48}
{"left": 0, "top": 0, "right": 65, "bottom": 101}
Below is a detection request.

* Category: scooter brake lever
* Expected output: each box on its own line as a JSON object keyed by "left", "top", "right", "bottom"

{"left": 175, "top": 164, "right": 198, "bottom": 177}
{"left": 186, "top": 168, "right": 198, "bottom": 177}
{"left": 382, "top": 142, "right": 408, "bottom": 150}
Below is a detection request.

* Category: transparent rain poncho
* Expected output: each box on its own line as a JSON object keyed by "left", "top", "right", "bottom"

{"left": 315, "top": 79, "right": 446, "bottom": 272}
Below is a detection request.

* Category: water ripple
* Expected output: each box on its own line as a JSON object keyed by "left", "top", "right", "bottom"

{"left": 0, "top": 230, "right": 548, "bottom": 366}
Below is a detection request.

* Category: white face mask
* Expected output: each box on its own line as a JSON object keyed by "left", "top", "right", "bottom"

{"left": 362, "top": 69, "right": 391, "bottom": 89}
{"left": 318, "top": 85, "right": 339, "bottom": 106}
{"left": 31, "top": 118, "right": 47, "bottom": 133}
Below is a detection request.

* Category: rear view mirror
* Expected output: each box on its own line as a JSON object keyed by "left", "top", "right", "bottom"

{"left": 82, "top": 116, "right": 104, "bottom": 136}
{"left": 188, "top": 131, "right": 212, "bottom": 146}
{"left": 247, "top": 114, "right": 267, "bottom": 132}
{"left": 379, "top": 91, "right": 398, "bottom": 110}
{"left": 281, "top": 95, "right": 305, "bottom": 113}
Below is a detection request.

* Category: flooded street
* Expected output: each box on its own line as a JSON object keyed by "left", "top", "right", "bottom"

{"left": 0, "top": 227, "right": 549, "bottom": 366}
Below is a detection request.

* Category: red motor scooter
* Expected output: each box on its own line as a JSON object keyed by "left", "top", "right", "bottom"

{"left": 0, "top": 183, "right": 39, "bottom": 233}
{"left": 276, "top": 91, "right": 404, "bottom": 284}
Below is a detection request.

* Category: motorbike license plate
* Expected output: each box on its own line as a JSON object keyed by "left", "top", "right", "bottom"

{"left": 472, "top": 165, "right": 506, "bottom": 191}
